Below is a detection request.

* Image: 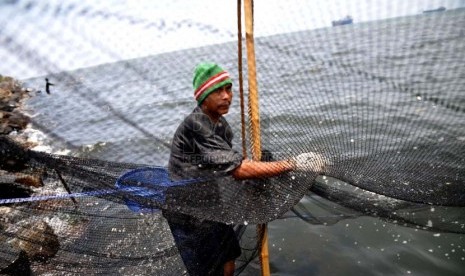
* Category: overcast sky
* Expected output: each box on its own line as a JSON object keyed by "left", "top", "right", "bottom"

{"left": 1, "top": 0, "right": 464, "bottom": 79}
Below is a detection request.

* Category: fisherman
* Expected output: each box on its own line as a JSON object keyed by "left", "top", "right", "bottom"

{"left": 163, "top": 62, "right": 325, "bottom": 276}
{"left": 45, "top": 78, "right": 54, "bottom": 94}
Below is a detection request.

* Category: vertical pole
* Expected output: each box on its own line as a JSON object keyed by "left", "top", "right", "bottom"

{"left": 237, "top": 0, "right": 247, "bottom": 159}
{"left": 243, "top": 1, "right": 270, "bottom": 276}
{"left": 243, "top": 0, "right": 261, "bottom": 161}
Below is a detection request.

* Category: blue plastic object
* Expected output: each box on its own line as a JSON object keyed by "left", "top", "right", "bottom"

{"left": 115, "top": 167, "right": 173, "bottom": 213}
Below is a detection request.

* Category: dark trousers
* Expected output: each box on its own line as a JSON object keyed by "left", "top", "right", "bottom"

{"left": 164, "top": 212, "right": 241, "bottom": 276}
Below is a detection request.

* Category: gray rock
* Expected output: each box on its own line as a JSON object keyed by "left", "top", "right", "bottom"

{"left": 11, "top": 220, "right": 60, "bottom": 261}
{"left": 0, "top": 245, "right": 31, "bottom": 275}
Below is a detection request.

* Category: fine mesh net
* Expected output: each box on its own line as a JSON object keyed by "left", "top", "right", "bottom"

{"left": 1, "top": 1, "right": 464, "bottom": 275}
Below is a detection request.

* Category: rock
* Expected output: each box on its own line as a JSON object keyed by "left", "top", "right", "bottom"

{"left": 0, "top": 75, "right": 31, "bottom": 136}
{"left": 0, "top": 136, "right": 30, "bottom": 172}
{"left": 14, "top": 173, "right": 43, "bottom": 188}
{"left": 0, "top": 111, "right": 30, "bottom": 132}
{"left": 0, "top": 124, "right": 13, "bottom": 134}
{"left": 0, "top": 207, "right": 22, "bottom": 228}
{"left": 1, "top": 104, "right": 16, "bottom": 112}
{"left": 0, "top": 242, "right": 32, "bottom": 276}
{"left": 11, "top": 220, "right": 60, "bottom": 262}
{"left": 7, "top": 111, "right": 30, "bottom": 130}
{"left": 0, "top": 87, "right": 12, "bottom": 104}
{"left": 0, "top": 182, "right": 33, "bottom": 200}
{"left": 8, "top": 135, "right": 38, "bottom": 150}
{"left": 0, "top": 76, "right": 23, "bottom": 95}
{"left": 0, "top": 207, "right": 14, "bottom": 220}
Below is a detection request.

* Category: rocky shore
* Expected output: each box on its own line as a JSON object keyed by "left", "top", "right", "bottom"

{"left": 0, "top": 75, "right": 60, "bottom": 275}
{"left": 0, "top": 76, "right": 31, "bottom": 136}
{"left": 0, "top": 75, "right": 40, "bottom": 190}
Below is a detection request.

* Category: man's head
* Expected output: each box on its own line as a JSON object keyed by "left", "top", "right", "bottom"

{"left": 193, "top": 63, "right": 233, "bottom": 119}
{"left": 193, "top": 63, "right": 232, "bottom": 105}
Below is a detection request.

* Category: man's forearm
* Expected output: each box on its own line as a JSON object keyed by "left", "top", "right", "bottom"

{"left": 232, "top": 159, "right": 294, "bottom": 180}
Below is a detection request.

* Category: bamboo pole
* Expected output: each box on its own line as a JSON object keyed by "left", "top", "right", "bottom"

{"left": 243, "top": 1, "right": 270, "bottom": 275}
{"left": 243, "top": 0, "right": 261, "bottom": 161}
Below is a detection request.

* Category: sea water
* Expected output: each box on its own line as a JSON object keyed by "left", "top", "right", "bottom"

{"left": 5, "top": 2, "right": 465, "bottom": 276}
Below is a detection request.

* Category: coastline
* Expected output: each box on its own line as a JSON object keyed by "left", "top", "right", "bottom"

{"left": 0, "top": 75, "right": 34, "bottom": 145}
{"left": 0, "top": 75, "right": 42, "bottom": 188}
{"left": 0, "top": 75, "right": 66, "bottom": 274}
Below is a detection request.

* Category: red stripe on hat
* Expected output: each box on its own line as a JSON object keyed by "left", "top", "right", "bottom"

{"left": 194, "top": 71, "right": 230, "bottom": 100}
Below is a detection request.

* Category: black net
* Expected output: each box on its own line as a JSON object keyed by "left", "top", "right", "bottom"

{"left": 1, "top": 1, "right": 464, "bottom": 275}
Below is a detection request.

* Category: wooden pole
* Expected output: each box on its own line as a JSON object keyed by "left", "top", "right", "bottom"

{"left": 243, "top": 0, "right": 261, "bottom": 161}
{"left": 243, "top": 1, "right": 270, "bottom": 275}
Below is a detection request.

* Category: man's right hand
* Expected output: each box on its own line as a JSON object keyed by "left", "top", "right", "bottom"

{"left": 291, "top": 152, "right": 326, "bottom": 173}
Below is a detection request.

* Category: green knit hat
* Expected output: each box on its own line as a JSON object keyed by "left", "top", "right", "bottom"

{"left": 193, "top": 62, "right": 232, "bottom": 105}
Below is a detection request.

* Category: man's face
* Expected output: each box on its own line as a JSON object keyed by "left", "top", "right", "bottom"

{"left": 202, "top": 84, "right": 233, "bottom": 117}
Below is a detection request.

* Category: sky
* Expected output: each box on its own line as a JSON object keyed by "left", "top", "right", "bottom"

{"left": 1, "top": 0, "right": 464, "bottom": 79}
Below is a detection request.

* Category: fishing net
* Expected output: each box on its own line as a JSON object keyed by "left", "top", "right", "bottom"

{"left": 1, "top": 1, "right": 464, "bottom": 275}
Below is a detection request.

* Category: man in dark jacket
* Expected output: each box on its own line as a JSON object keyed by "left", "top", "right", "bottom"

{"left": 164, "top": 62, "right": 325, "bottom": 275}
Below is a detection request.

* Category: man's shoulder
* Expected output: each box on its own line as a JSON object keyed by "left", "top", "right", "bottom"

{"left": 182, "top": 107, "right": 211, "bottom": 127}
{"left": 173, "top": 107, "right": 208, "bottom": 136}
{"left": 218, "top": 116, "right": 231, "bottom": 128}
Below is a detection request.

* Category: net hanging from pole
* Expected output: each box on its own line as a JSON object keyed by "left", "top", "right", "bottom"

{"left": 0, "top": 1, "right": 464, "bottom": 275}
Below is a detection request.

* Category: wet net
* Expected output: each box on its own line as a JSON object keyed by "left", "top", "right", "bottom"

{"left": 1, "top": 1, "right": 464, "bottom": 275}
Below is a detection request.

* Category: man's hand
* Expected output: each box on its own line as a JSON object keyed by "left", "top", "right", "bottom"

{"left": 291, "top": 152, "right": 326, "bottom": 173}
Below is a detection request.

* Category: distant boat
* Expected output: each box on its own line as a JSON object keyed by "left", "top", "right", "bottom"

{"left": 423, "top": 7, "right": 446, "bottom": 13}
{"left": 332, "top": 16, "right": 353, "bottom": 27}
